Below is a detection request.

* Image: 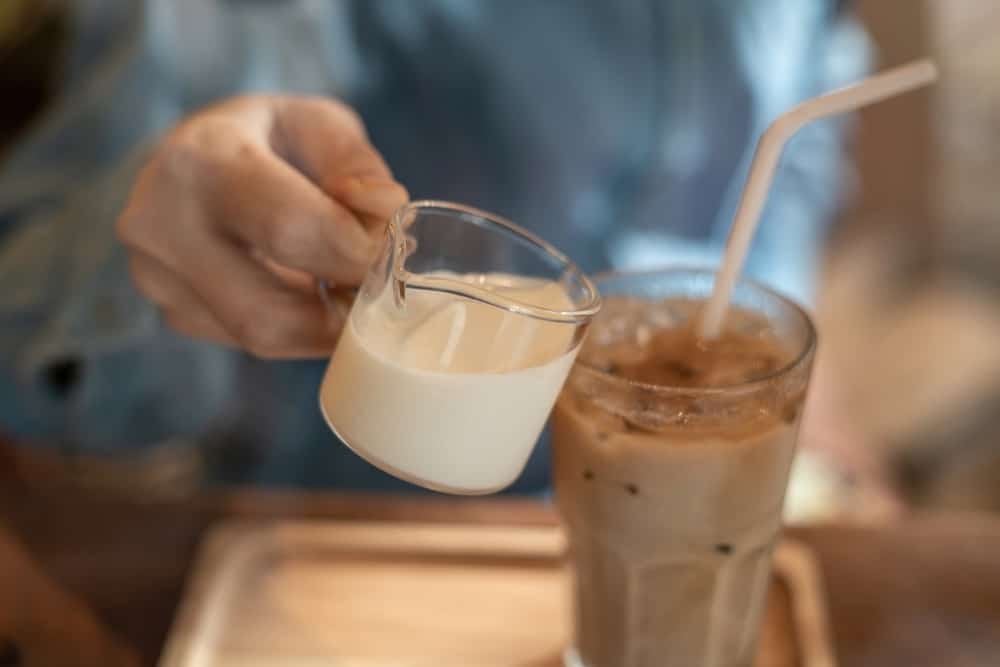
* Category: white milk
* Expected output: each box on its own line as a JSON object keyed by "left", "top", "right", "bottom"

{"left": 320, "top": 273, "right": 580, "bottom": 494}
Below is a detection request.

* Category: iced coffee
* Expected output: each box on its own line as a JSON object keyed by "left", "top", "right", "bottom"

{"left": 552, "top": 270, "right": 815, "bottom": 667}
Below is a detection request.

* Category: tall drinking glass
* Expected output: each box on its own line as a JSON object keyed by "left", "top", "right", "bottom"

{"left": 552, "top": 268, "right": 816, "bottom": 667}
{"left": 321, "top": 201, "right": 600, "bottom": 495}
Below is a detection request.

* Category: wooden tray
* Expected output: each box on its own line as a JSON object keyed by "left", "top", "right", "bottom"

{"left": 159, "top": 521, "right": 834, "bottom": 667}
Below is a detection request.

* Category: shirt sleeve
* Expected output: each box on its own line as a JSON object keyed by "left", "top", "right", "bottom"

{"left": 0, "top": 0, "right": 239, "bottom": 454}
{"left": 734, "top": 5, "right": 873, "bottom": 305}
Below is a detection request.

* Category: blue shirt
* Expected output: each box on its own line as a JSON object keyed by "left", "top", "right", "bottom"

{"left": 0, "top": 0, "right": 868, "bottom": 492}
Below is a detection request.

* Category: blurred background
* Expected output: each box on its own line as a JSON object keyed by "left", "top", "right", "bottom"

{"left": 816, "top": 0, "right": 1000, "bottom": 514}
{"left": 2, "top": 0, "right": 996, "bottom": 516}
{"left": 1, "top": 2, "right": 1000, "bottom": 666}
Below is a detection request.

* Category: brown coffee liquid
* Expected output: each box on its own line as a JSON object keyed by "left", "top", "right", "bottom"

{"left": 554, "top": 297, "right": 807, "bottom": 667}
{"left": 581, "top": 298, "right": 793, "bottom": 389}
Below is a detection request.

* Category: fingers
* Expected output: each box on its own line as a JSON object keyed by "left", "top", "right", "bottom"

{"left": 273, "top": 97, "right": 409, "bottom": 223}
{"left": 127, "top": 252, "right": 236, "bottom": 346}
{"left": 175, "top": 229, "right": 344, "bottom": 359}
{"left": 118, "top": 95, "right": 399, "bottom": 358}
{"left": 274, "top": 98, "right": 389, "bottom": 185}
{"left": 331, "top": 177, "right": 410, "bottom": 224}
{"left": 128, "top": 245, "right": 345, "bottom": 359}
{"left": 208, "top": 141, "right": 378, "bottom": 285}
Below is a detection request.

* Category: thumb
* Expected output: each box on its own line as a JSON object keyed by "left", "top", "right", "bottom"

{"left": 331, "top": 176, "right": 410, "bottom": 225}
{"left": 274, "top": 97, "right": 406, "bottom": 203}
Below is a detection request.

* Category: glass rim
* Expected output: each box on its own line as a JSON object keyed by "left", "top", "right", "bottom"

{"left": 574, "top": 266, "right": 818, "bottom": 395}
{"left": 388, "top": 200, "right": 602, "bottom": 324}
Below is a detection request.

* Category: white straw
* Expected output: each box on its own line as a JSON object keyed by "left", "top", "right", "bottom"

{"left": 698, "top": 59, "right": 939, "bottom": 340}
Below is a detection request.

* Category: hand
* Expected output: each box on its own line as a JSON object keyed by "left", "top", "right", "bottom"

{"left": 117, "top": 95, "right": 408, "bottom": 358}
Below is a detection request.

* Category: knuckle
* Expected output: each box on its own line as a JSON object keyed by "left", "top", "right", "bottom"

{"left": 166, "top": 117, "right": 261, "bottom": 175}
{"left": 226, "top": 134, "right": 263, "bottom": 164}
{"left": 156, "top": 133, "right": 208, "bottom": 185}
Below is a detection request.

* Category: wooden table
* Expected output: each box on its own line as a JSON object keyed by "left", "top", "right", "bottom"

{"left": 4, "top": 478, "right": 1000, "bottom": 666}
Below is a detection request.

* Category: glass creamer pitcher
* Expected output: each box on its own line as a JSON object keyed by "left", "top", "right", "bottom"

{"left": 319, "top": 201, "right": 601, "bottom": 494}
